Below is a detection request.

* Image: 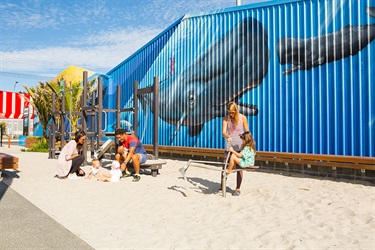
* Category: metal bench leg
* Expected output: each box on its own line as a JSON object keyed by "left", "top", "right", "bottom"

{"left": 222, "top": 171, "right": 227, "bottom": 198}
{"left": 151, "top": 169, "right": 158, "bottom": 177}
{"left": 179, "top": 160, "right": 192, "bottom": 180}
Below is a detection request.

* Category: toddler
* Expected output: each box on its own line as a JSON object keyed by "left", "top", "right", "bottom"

{"left": 86, "top": 159, "right": 101, "bottom": 179}
{"left": 99, "top": 160, "right": 122, "bottom": 182}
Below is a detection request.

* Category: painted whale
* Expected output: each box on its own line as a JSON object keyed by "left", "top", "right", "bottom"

{"left": 140, "top": 17, "right": 270, "bottom": 137}
{"left": 277, "top": 6, "right": 375, "bottom": 75}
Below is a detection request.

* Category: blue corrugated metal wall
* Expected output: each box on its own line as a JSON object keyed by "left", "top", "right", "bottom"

{"left": 105, "top": 0, "right": 375, "bottom": 157}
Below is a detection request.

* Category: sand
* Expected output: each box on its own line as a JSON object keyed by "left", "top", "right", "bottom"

{"left": 1, "top": 145, "right": 374, "bottom": 249}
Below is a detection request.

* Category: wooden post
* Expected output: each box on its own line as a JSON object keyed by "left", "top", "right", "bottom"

{"left": 116, "top": 85, "right": 121, "bottom": 130}
{"left": 133, "top": 81, "right": 138, "bottom": 137}
{"left": 49, "top": 93, "right": 57, "bottom": 159}
{"left": 153, "top": 76, "right": 159, "bottom": 160}
{"left": 98, "top": 77, "right": 103, "bottom": 144}
{"left": 90, "top": 83, "right": 96, "bottom": 159}
{"left": 82, "top": 71, "right": 88, "bottom": 165}
{"left": 60, "top": 80, "right": 65, "bottom": 149}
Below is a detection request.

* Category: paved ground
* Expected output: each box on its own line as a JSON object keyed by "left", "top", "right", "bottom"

{"left": 0, "top": 181, "right": 93, "bottom": 249}
{"left": 0, "top": 145, "right": 93, "bottom": 249}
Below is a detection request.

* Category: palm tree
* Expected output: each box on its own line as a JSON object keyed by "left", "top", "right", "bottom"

{"left": 23, "top": 82, "right": 53, "bottom": 139}
{"left": 24, "top": 78, "right": 96, "bottom": 140}
{"left": 47, "top": 79, "right": 94, "bottom": 133}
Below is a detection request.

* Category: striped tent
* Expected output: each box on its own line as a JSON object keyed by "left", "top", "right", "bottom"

{"left": 0, "top": 90, "right": 34, "bottom": 119}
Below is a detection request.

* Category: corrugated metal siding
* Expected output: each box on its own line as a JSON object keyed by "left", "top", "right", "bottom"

{"left": 105, "top": 0, "right": 375, "bottom": 157}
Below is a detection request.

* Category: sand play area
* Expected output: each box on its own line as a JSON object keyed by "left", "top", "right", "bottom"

{"left": 1, "top": 146, "right": 374, "bottom": 249}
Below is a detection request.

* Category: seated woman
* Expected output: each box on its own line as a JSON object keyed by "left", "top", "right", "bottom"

{"left": 55, "top": 131, "right": 87, "bottom": 179}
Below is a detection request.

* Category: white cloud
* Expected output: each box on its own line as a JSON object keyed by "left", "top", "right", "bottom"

{"left": 0, "top": 0, "right": 271, "bottom": 79}
{"left": 1, "top": 26, "right": 162, "bottom": 74}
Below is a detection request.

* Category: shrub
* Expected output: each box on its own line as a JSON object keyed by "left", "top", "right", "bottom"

{"left": 25, "top": 137, "right": 49, "bottom": 152}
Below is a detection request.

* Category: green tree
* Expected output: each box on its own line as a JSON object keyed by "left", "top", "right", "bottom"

{"left": 24, "top": 82, "right": 53, "bottom": 139}
{"left": 48, "top": 79, "right": 96, "bottom": 133}
{"left": 24, "top": 78, "right": 96, "bottom": 139}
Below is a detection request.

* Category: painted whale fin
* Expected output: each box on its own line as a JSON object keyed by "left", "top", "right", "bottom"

{"left": 282, "top": 65, "right": 301, "bottom": 74}
{"left": 238, "top": 103, "right": 258, "bottom": 116}
{"left": 317, "top": 57, "right": 326, "bottom": 65}
{"left": 189, "top": 124, "right": 204, "bottom": 137}
{"left": 173, "top": 113, "right": 187, "bottom": 137}
{"left": 367, "top": 7, "right": 375, "bottom": 18}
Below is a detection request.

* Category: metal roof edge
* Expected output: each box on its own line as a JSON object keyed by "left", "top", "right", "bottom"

{"left": 106, "top": 0, "right": 305, "bottom": 75}
{"left": 106, "top": 15, "right": 185, "bottom": 75}
{"left": 182, "top": 0, "right": 304, "bottom": 19}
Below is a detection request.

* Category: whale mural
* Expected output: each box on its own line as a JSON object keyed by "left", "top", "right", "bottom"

{"left": 105, "top": 0, "right": 374, "bottom": 156}
{"left": 139, "top": 17, "right": 270, "bottom": 137}
{"left": 277, "top": 6, "right": 375, "bottom": 74}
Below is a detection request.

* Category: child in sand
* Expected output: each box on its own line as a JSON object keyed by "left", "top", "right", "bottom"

{"left": 226, "top": 131, "right": 256, "bottom": 174}
{"left": 86, "top": 159, "right": 102, "bottom": 179}
{"left": 99, "top": 160, "right": 122, "bottom": 182}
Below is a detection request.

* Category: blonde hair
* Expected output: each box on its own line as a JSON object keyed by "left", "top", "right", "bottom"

{"left": 227, "top": 102, "right": 240, "bottom": 124}
{"left": 227, "top": 102, "right": 239, "bottom": 113}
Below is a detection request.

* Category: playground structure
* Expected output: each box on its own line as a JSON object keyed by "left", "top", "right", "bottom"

{"left": 48, "top": 72, "right": 165, "bottom": 176}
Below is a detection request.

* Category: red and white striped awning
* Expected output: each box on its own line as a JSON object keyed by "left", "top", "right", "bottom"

{"left": 0, "top": 90, "right": 34, "bottom": 119}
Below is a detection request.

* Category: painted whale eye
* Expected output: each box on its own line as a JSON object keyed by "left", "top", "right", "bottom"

{"left": 189, "top": 93, "right": 195, "bottom": 102}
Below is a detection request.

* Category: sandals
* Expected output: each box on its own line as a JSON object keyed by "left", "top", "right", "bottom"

{"left": 232, "top": 190, "right": 241, "bottom": 196}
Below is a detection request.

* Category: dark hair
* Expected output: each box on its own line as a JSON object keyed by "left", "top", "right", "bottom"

{"left": 115, "top": 128, "right": 126, "bottom": 136}
{"left": 74, "top": 130, "right": 86, "bottom": 143}
{"left": 240, "top": 131, "right": 256, "bottom": 152}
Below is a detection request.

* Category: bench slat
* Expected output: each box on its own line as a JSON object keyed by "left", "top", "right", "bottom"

{"left": 0, "top": 153, "right": 19, "bottom": 170}
{"left": 144, "top": 145, "right": 375, "bottom": 171}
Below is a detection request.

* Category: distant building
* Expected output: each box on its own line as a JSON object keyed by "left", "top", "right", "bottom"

{"left": 0, "top": 90, "right": 34, "bottom": 137}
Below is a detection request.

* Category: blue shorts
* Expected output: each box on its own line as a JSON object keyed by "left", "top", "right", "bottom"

{"left": 127, "top": 153, "right": 148, "bottom": 164}
{"left": 138, "top": 153, "right": 148, "bottom": 164}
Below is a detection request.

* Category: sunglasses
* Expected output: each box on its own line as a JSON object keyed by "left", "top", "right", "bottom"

{"left": 239, "top": 131, "right": 250, "bottom": 139}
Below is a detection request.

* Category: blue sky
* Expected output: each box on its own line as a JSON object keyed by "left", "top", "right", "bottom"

{"left": 0, "top": 0, "right": 269, "bottom": 92}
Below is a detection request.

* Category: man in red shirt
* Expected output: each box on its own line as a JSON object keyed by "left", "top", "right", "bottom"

{"left": 115, "top": 129, "right": 148, "bottom": 182}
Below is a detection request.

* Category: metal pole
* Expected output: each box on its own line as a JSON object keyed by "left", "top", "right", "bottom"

{"left": 0, "top": 124, "right": 3, "bottom": 147}
{"left": 12, "top": 81, "right": 18, "bottom": 139}
{"left": 236, "top": 0, "right": 241, "bottom": 6}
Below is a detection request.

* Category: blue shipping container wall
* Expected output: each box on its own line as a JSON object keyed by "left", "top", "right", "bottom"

{"left": 105, "top": 0, "right": 375, "bottom": 157}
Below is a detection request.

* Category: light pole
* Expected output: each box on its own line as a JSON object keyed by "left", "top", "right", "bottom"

{"left": 11, "top": 81, "right": 18, "bottom": 139}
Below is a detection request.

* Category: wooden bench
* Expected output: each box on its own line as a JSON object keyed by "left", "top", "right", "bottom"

{"left": 141, "top": 159, "right": 167, "bottom": 177}
{"left": 144, "top": 145, "right": 224, "bottom": 159}
{"left": 102, "top": 151, "right": 166, "bottom": 177}
{"left": 144, "top": 145, "right": 375, "bottom": 172}
{"left": 0, "top": 153, "right": 19, "bottom": 177}
{"left": 256, "top": 151, "right": 375, "bottom": 176}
